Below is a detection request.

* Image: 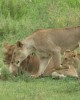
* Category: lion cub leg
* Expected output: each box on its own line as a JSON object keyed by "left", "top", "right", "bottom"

{"left": 73, "top": 57, "right": 80, "bottom": 79}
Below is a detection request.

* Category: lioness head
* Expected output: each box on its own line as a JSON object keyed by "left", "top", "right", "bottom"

{"left": 3, "top": 42, "right": 39, "bottom": 75}
{"left": 11, "top": 41, "right": 34, "bottom": 67}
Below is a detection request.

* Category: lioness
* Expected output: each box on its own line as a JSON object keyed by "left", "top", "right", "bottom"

{"left": 3, "top": 43, "right": 78, "bottom": 78}
{"left": 3, "top": 43, "right": 55, "bottom": 76}
{"left": 10, "top": 26, "right": 80, "bottom": 77}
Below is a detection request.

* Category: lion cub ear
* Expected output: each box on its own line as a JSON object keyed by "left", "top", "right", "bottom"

{"left": 63, "top": 50, "right": 70, "bottom": 56}
{"left": 3, "top": 42, "right": 9, "bottom": 52}
{"left": 17, "top": 41, "right": 23, "bottom": 48}
{"left": 3, "top": 43, "right": 9, "bottom": 48}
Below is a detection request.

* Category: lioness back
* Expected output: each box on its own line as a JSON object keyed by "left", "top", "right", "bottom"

{"left": 32, "top": 26, "right": 80, "bottom": 53}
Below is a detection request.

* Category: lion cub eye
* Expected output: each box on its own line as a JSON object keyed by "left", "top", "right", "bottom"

{"left": 64, "top": 58, "right": 68, "bottom": 60}
{"left": 73, "top": 55, "right": 76, "bottom": 57}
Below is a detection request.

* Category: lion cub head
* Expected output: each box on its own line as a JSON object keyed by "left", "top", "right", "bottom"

{"left": 62, "top": 50, "right": 80, "bottom": 70}
{"left": 63, "top": 50, "right": 80, "bottom": 78}
{"left": 3, "top": 43, "right": 16, "bottom": 67}
{"left": 62, "top": 50, "right": 77, "bottom": 65}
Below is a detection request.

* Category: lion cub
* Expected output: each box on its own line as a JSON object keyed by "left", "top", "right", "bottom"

{"left": 62, "top": 50, "right": 80, "bottom": 78}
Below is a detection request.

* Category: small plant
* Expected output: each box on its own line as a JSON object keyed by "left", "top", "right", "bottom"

{"left": 0, "top": 67, "right": 11, "bottom": 80}
{"left": 0, "top": 67, "right": 32, "bottom": 82}
{"left": 12, "top": 71, "right": 32, "bottom": 82}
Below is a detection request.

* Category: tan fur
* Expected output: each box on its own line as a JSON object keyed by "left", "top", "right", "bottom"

{"left": 3, "top": 43, "right": 78, "bottom": 78}
{"left": 10, "top": 26, "right": 80, "bottom": 77}
{"left": 62, "top": 50, "right": 80, "bottom": 78}
{"left": 3, "top": 43, "right": 16, "bottom": 67}
{"left": 43, "top": 53, "right": 78, "bottom": 77}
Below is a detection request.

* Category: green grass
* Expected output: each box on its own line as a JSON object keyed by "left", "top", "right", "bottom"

{"left": 0, "top": 0, "right": 80, "bottom": 100}
{"left": 0, "top": 77, "right": 80, "bottom": 100}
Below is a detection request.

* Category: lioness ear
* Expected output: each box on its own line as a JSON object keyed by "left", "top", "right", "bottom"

{"left": 17, "top": 41, "right": 23, "bottom": 48}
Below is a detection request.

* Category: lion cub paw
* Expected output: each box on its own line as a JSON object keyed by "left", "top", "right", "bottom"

{"left": 31, "top": 74, "right": 39, "bottom": 78}
{"left": 52, "top": 72, "right": 66, "bottom": 79}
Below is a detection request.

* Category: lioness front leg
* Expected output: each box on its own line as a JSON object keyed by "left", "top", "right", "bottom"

{"left": 37, "top": 47, "right": 63, "bottom": 78}
{"left": 52, "top": 47, "right": 70, "bottom": 70}
{"left": 31, "top": 57, "right": 52, "bottom": 78}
